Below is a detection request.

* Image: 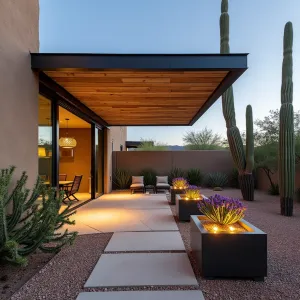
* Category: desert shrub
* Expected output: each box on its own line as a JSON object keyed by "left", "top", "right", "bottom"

{"left": 0, "top": 166, "right": 77, "bottom": 266}
{"left": 186, "top": 168, "right": 203, "bottom": 186}
{"left": 185, "top": 185, "right": 202, "bottom": 199}
{"left": 168, "top": 167, "right": 185, "bottom": 184}
{"left": 172, "top": 177, "right": 189, "bottom": 189}
{"left": 204, "top": 172, "right": 228, "bottom": 188}
{"left": 229, "top": 168, "right": 239, "bottom": 188}
{"left": 268, "top": 183, "right": 279, "bottom": 195}
{"left": 198, "top": 194, "right": 246, "bottom": 225}
{"left": 114, "top": 169, "right": 131, "bottom": 189}
{"left": 139, "top": 168, "right": 157, "bottom": 186}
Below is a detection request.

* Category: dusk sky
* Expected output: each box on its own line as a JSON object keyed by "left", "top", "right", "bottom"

{"left": 40, "top": 0, "right": 299, "bottom": 145}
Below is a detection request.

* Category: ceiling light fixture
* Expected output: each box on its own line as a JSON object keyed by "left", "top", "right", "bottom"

{"left": 59, "top": 118, "right": 77, "bottom": 148}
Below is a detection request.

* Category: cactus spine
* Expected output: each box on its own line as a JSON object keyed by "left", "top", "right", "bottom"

{"left": 220, "top": 0, "right": 254, "bottom": 201}
{"left": 279, "top": 22, "right": 294, "bottom": 216}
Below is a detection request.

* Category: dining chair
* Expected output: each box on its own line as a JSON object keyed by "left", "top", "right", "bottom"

{"left": 63, "top": 175, "right": 83, "bottom": 202}
{"left": 59, "top": 174, "right": 67, "bottom": 181}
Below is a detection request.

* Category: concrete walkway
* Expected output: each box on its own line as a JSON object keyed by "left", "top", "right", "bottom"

{"left": 74, "top": 193, "right": 204, "bottom": 300}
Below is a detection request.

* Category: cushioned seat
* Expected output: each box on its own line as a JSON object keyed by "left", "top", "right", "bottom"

{"left": 130, "top": 176, "right": 145, "bottom": 194}
{"left": 130, "top": 183, "right": 144, "bottom": 188}
{"left": 156, "top": 176, "right": 170, "bottom": 193}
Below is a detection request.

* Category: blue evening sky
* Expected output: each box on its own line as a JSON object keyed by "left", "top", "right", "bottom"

{"left": 39, "top": 0, "right": 300, "bottom": 145}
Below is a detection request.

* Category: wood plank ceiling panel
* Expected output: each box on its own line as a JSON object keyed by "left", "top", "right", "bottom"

{"left": 45, "top": 70, "right": 228, "bottom": 125}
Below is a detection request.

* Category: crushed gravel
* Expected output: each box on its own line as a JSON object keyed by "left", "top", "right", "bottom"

{"left": 170, "top": 188, "right": 300, "bottom": 300}
{"left": 10, "top": 233, "right": 112, "bottom": 300}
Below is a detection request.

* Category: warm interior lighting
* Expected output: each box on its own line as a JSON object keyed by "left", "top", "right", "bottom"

{"left": 38, "top": 147, "right": 46, "bottom": 157}
{"left": 59, "top": 118, "right": 77, "bottom": 148}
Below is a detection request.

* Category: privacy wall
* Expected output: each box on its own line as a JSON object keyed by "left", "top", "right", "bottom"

{"left": 113, "top": 150, "right": 234, "bottom": 177}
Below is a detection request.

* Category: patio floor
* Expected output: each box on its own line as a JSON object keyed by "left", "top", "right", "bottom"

{"left": 74, "top": 193, "right": 204, "bottom": 299}
{"left": 61, "top": 194, "right": 178, "bottom": 234}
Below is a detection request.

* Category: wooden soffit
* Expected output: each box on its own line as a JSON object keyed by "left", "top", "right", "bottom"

{"left": 32, "top": 54, "right": 248, "bottom": 126}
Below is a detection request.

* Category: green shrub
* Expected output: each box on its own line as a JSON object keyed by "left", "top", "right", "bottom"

{"left": 0, "top": 166, "right": 77, "bottom": 266}
{"left": 168, "top": 167, "right": 185, "bottom": 184}
{"left": 268, "top": 183, "right": 279, "bottom": 195}
{"left": 139, "top": 168, "right": 157, "bottom": 186}
{"left": 114, "top": 169, "right": 131, "bottom": 189}
{"left": 186, "top": 168, "right": 203, "bottom": 186}
{"left": 229, "top": 168, "right": 239, "bottom": 188}
{"left": 204, "top": 172, "right": 228, "bottom": 188}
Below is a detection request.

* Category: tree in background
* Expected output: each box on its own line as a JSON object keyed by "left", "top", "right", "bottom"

{"left": 183, "top": 127, "right": 224, "bottom": 150}
{"left": 136, "top": 139, "right": 169, "bottom": 151}
{"left": 242, "top": 109, "right": 300, "bottom": 146}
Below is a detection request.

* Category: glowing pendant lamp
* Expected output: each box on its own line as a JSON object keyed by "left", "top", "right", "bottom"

{"left": 59, "top": 118, "right": 77, "bottom": 148}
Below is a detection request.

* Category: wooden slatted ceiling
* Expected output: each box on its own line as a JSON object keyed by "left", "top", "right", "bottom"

{"left": 45, "top": 70, "right": 228, "bottom": 126}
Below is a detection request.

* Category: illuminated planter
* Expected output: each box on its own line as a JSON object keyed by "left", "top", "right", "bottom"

{"left": 170, "top": 187, "right": 186, "bottom": 205}
{"left": 175, "top": 195, "right": 203, "bottom": 222}
{"left": 190, "top": 215, "right": 267, "bottom": 281}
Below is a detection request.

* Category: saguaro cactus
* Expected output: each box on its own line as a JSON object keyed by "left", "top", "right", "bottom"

{"left": 279, "top": 22, "right": 294, "bottom": 216}
{"left": 220, "top": 0, "right": 254, "bottom": 201}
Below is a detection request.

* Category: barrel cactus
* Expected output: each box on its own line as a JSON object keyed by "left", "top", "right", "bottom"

{"left": 220, "top": 0, "right": 254, "bottom": 201}
{"left": 279, "top": 22, "right": 294, "bottom": 216}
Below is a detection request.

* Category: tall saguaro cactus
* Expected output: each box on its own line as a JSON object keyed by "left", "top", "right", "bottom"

{"left": 220, "top": 0, "right": 254, "bottom": 201}
{"left": 279, "top": 22, "right": 294, "bottom": 216}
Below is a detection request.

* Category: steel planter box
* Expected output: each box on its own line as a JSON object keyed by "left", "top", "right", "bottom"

{"left": 176, "top": 195, "right": 201, "bottom": 221}
{"left": 190, "top": 215, "right": 267, "bottom": 281}
{"left": 170, "top": 187, "right": 185, "bottom": 205}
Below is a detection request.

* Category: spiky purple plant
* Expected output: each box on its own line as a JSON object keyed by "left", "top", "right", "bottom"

{"left": 185, "top": 185, "right": 202, "bottom": 200}
{"left": 198, "top": 194, "right": 246, "bottom": 225}
{"left": 172, "top": 177, "right": 189, "bottom": 189}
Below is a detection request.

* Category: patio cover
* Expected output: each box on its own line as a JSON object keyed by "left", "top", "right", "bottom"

{"left": 31, "top": 54, "right": 248, "bottom": 126}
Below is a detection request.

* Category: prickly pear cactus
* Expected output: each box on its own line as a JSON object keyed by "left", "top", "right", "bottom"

{"left": 279, "top": 22, "right": 294, "bottom": 216}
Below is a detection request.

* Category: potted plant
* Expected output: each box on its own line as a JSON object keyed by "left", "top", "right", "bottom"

{"left": 190, "top": 194, "right": 267, "bottom": 281}
{"left": 170, "top": 177, "right": 189, "bottom": 205}
{"left": 176, "top": 185, "right": 203, "bottom": 222}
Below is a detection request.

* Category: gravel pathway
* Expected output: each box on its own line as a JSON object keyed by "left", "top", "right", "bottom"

{"left": 170, "top": 189, "right": 300, "bottom": 300}
{"left": 10, "top": 233, "right": 112, "bottom": 300}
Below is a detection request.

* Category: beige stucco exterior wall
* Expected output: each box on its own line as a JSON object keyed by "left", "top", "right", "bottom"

{"left": 104, "top": 127, "right": 127, "bottom": 193}
{"left": 0, "top": 1, "right": 39, "bottom": 187}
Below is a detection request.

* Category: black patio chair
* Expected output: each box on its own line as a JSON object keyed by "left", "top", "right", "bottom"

{"left": 63, "top": 175, "right": 82, "bottom": 203}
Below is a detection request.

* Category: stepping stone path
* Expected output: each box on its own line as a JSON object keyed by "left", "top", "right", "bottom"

{"left": 76, "top": 194, "right": 205, "bottom": 299}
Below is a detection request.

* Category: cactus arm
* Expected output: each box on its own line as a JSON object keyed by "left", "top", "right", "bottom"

{"left": 279, "top": 22, "right": 294, "bottom": 216}
{"left": 245, "top": 105, "right": 254, "bottom": 173}
{"left": 220, "top": 0, "right": 246, "bottom": 172}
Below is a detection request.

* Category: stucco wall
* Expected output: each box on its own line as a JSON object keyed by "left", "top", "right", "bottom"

{"left": 0, "top": 1, "right": 39, "bottom": 187}
{"left": 113, "top": 150, "right": 234, "bottom": 181}
{"left": 256, "top": 166, "right": 300, "bottom": 192}
{"left": 104, "top": 127, "right": 127, "bottom": 193}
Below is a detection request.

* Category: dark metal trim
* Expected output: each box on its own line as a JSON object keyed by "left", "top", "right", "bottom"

{"left": 39, "top": 72, "right": 108, "bottom": 128}
{"left": 51, "top": 98, "right": 59, "bottom": 189}
{"left": 91, "top": 124, "right": 96, "bottom": 200}
{"left": 189, "top": 68, "right": 246, "bottom": 125}
{"left": 31, "top": 53, "right": 248, "bottom": 71}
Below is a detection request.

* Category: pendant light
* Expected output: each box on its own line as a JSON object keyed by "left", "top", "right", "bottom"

{"left": 59, "top": 118, "right": 77, "bottom": 148}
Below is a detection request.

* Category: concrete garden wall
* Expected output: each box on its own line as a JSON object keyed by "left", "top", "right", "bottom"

{"left": 112, "top": 150, "right": 234, "bottom": 177}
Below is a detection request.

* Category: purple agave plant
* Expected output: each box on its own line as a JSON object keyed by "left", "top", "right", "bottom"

{"left": 185, "top": 185, "right": 202, "bottom": 200}
{"left": 172, "top": 177, "right": 189, "bottom": 189}
{"left": 198, "top": 194, "right": 246, "bottom": 225}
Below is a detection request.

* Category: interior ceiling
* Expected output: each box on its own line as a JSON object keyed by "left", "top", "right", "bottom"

{"left": 44, "top": 70, "right": 229, "bottom": 126}
{"left": 39, "top": 95, "right": 91, "bottom": 128}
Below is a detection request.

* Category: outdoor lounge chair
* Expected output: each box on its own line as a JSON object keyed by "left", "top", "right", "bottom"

{"left": 156, "top": 176, "right": 170, "bottom": 193}
{"left": 130, "top": 176, "right": 145, "bottom": 194}
{"left": 63, "top": 175, "right": 82, "bottom": 203}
